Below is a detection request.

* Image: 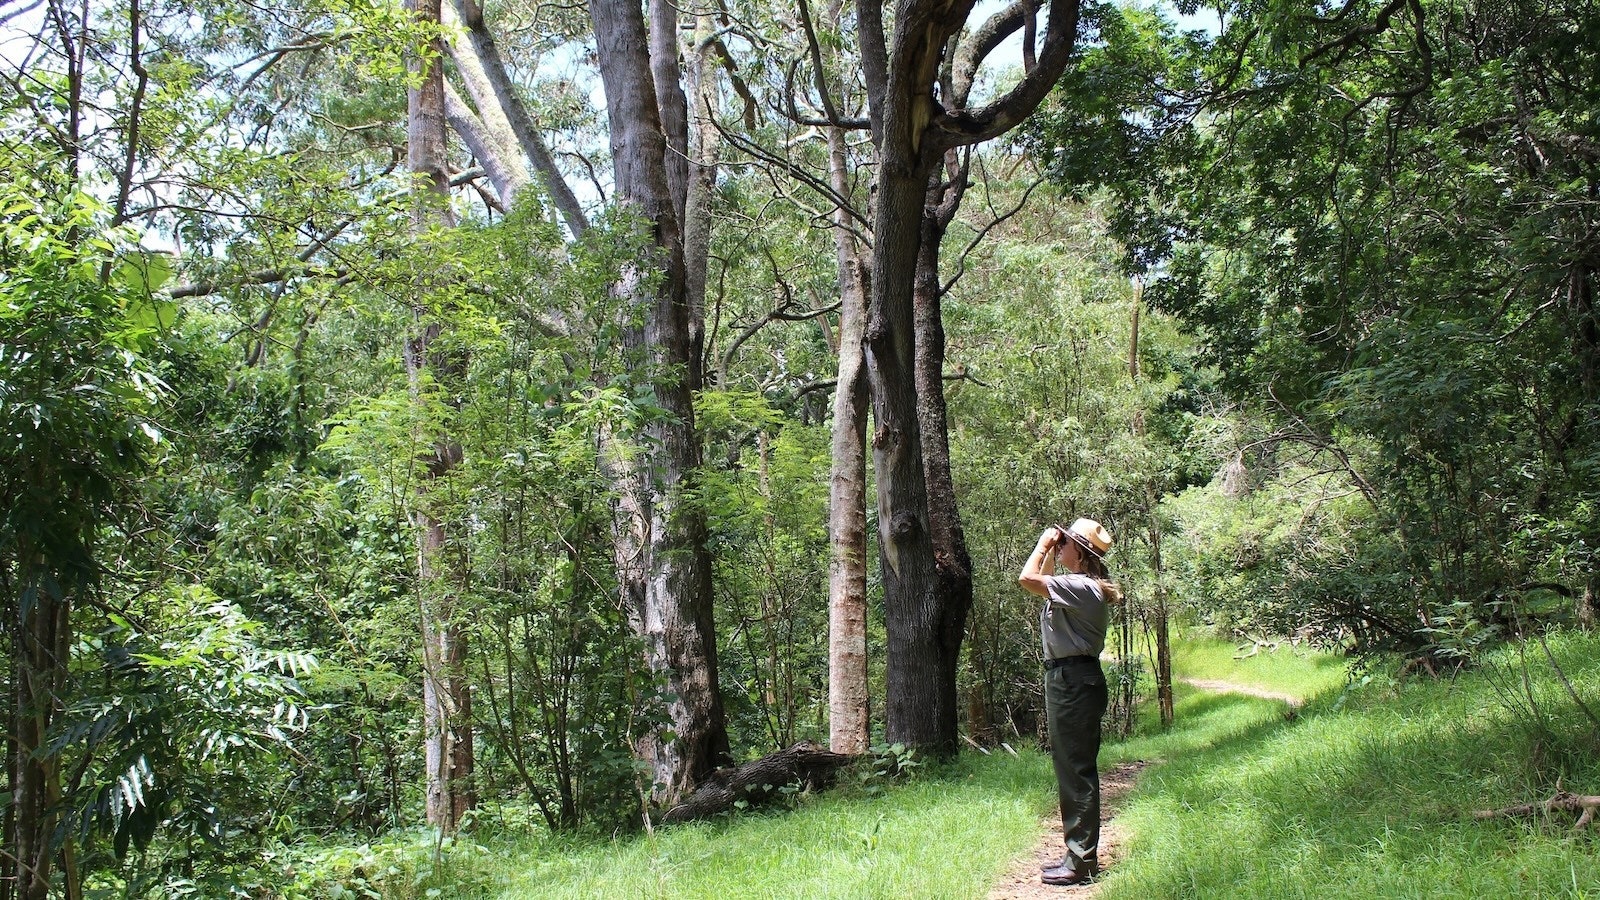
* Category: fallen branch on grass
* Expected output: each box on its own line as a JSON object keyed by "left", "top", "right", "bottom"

{"left": 662, "top": 741, "right": 856, "bottom": 824}
{"left": 1472, "top": 792, "right": 1600, "bottom": 829}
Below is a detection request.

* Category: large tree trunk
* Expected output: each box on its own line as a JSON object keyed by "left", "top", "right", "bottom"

{"left": 826, "top": 122, "right": 873, "bottom": 755}
{"left": 853, "top": 0, "right": 1082, "bottom": 753}
{"left": 910, "top": 151, "right": 974, "bottom": 754}
{"left": 406, "top": 0, "right": 473, "bottom": 832}
{"left": 590, "top": 0, "right": 729, "bottom": 807}
{"left": 868, "top": 154, "right": 949, "bottom": 751}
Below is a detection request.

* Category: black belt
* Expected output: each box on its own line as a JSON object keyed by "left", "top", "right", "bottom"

{"left": 1045, "top": 656, "right": 1099, "bottom": 670}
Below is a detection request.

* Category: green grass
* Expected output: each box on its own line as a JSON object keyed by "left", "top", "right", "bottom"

{"left": 1167, "top": 628, "right": 1351, "bottom": 701}
{"left": 424, "top": 751, "right": 1056, "bottom": 899}
{"left": 1104, "top": 682, "right": 1291, "bottom": 769}
{"left": 292, "top": 630, "right": 1600, "bottom": 899}
{"left": 1098, "top": 629, "right": 1600, "bottom": 898}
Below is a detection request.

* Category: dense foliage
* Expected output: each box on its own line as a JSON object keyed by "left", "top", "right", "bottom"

{"left": 3, "top": 0, "right": 1596, "bottom": 894}
{"left": 1028, "top": 0, "right": 1600, "bottom": 658}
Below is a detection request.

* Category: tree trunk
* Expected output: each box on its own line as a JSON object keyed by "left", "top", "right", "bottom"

{"left": 909, "top": 150, "right": 974, "bottom": 754}
{"left": 448, "top": 0, "right": 587, "bottom": 236}
{"left": 826, "top": 123, "right": 873, "bottom": 756}
{"left": 868, "top": 153, "right": 949, "bottom": 751}
{"left": 1150, "top": 519, "right": 1174, "bottom": 728}
{"left": 416, "top": 516, "right": 474, "bottom": 828}
{"left": 1129, "top": 281, "right": 1173, "bottom": 728}
{"left": 682, "top": 11, "right": 721, "bottom": 387}
{"left": 407, "top": 0, "right": 473, "bottom": 832}
{"left": 854, "top": 0, "right": 1083, "bottom": 753}
{"left": 9, "top": 550, "right": 70, "bottom": 900}
{"left": 590, "top": 0, "right": 729, "bottom": 807}
{"left": 649, "top": 0, "right": 690, "bottom": 233}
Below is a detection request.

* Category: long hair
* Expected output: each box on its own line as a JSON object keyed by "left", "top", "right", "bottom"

{"left": 1071, "top": 537, "right": 1123, "bottom": 604}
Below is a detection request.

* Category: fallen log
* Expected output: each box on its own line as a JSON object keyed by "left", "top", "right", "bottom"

{"left": 661, "top": 741, "right": 857, "bottom": 824}
{"left": 1473, "top": 792, "right": 1600, "bottom": 829}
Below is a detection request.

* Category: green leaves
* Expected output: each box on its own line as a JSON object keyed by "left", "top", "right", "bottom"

{"left": 1024, "top": 0, "right": 1600, "bottom": 656}
{"left": 62, "top": 587, "right": 318, "bottom": 861}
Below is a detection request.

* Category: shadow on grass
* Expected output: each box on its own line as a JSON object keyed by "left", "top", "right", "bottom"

{"left": 1097, "top": 646, "right": 1600, "bottom": 900}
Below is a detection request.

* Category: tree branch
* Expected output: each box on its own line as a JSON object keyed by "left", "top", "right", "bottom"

{"left": 443, "top": 79, "right": 526, "bottom": 205}
{"left": 951, "top": 0, "right": 1031, "bottom": 106}
{"left": 932, "top": 0, "right": 1081, "bottom": 149}
{"left": 447, "top": 0, "right": 588, "bottom": 236}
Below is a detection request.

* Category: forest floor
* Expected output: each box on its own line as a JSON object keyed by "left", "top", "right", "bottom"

{"left": 988, "top": 677, "right": 1299, "bottom": 897}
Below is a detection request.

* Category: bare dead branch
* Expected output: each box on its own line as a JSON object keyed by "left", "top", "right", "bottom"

{"left": 941, "top": 170, "right": 1046, "bottom": 297}
{"left": 1473, "top": 792, "right": 1600, "bottom": 828}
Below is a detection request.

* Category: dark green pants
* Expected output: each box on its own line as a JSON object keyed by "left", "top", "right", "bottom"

{"left": 1045, "top": 660, "right": 1107, "bottom": 872}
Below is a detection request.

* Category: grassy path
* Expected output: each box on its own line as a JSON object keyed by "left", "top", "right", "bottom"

{"left": 1177, "top": 677, "right": 1301, "bottom": 706}
{"left": 982, "top": 632, "right": 1600, "bottom": 899}
{"left": 988, "top": 673, "right": 1299, "bottom": 897}
{"left": 986, "top": 761, "right": 1147, "bottom": 899}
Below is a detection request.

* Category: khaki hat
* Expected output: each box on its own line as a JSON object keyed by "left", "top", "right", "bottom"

{"left": 1063, "top": 518, "right": 1112, "bottom": 556}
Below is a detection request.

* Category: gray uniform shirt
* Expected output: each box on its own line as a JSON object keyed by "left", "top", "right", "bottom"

{"left": 1040, "top": 573, "right": 1109, "bottom": 660}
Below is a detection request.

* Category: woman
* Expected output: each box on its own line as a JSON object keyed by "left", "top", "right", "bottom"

{"left": 1017, "top": 518, "right": 1121, "bottom": 887}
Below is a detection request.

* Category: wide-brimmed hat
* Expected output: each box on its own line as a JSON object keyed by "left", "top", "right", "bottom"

{"left": 1063, "top": 518, "right": 1112, "bottom": 557}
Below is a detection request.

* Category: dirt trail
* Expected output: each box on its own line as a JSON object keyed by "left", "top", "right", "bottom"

{"left": 988, "top": 679, "right": 1300, "bottom": 896}
{"left": 986, "top": 761, "right": 1147, "bottom": 899}
{"left": 1178, "top": 678, "right": 1302, "bottom": 706}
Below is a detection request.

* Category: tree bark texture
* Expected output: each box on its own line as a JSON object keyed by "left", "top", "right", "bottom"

{"left": 648, "top": 0, "right": 690, "bottom": 233}
{"left": 442, "top": 81, "right": 525, "bottom": 206}
{"left": 868, "top": 155, "right": 947, "bottom": 750}
{"left": 911, "top": 150, "right": 974, "bottom": 754}
{"left": 407, "top": 0, "right": 474, "bottom": 832}
{"left": 416, "top": 516, "right": 475, "bottom": 829}
{"left": 854, "top": 0, "right": 1083, "bottom": 752}
{"left": 827, "top": 123, "right": 873, "bottom": 756}
{"left": 682, "top": 12, "right": 721, "bottom": 389}
{"left": 8, "top": 553, "right": 70, "bottom": 900}
{"left": 590, "top": 0, "right": 730, "bottom": 806}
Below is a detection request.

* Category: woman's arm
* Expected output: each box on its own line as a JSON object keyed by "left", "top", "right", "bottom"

{"left": 1017, "top": 528, "right": 1060, "bottom": 597}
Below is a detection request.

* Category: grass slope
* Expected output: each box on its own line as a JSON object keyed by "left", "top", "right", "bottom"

{"left": 1101, "top": 630, "right": 1600, "bottom": 898}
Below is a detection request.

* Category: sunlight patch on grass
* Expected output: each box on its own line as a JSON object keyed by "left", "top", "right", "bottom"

{"left": 1169, "top": 628, "right": 1349, "bottom": 700}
